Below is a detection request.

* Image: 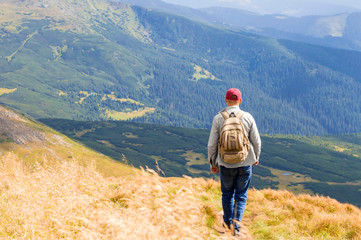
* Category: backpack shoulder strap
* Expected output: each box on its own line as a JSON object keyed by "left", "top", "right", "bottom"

{"left": 220, "top": 111, "right": 230, "bottom": 120}
{"left": 236, "top": 110, "right": 245, "bottom": 119}
{"left": 236, "top": 110, "right": 249, "bottom": 138}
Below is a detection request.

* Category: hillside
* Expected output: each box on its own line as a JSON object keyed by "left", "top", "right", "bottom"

{"left": 1, "top": 140, "right": 361, "bottom": 239}
{"left": 0, "top": 0, "right": 361, "bottom": 134}
{"left": 40, "top": 118, "right": 361, "bottom": 208}
{"left": 1, "top": 105, "right": 361, "bottom": 239}
{"left": 0, "top": 104, "right": 134, "bottom": 177}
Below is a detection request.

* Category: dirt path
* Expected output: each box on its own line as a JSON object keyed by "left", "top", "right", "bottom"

{"left": 213, "top": 211, "right": 253, "bottom": 240}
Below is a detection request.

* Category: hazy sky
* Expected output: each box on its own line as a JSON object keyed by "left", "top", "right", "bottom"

{"left": 306, "top": 0, "right": 360, "bottom": 8}
{"left": 162, "top": 0, "right": 361, "bottom": 16}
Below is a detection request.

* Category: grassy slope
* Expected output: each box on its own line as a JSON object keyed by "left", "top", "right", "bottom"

{"left": 40, "top": 118, "right": 361, "bottom": 207}
{"left": 1, "top": 106, "right": 360, "bottom": 239}
{"left": 246, "top": 189, "right": 361, "bottom": 239}
{"left": 0, "top": 153, "right": 222, "bottom": 239}
{"left": 1, "top": 151, "right": 360, "bottom": 239}
{"left": 0, "top": 104, "right": 135, "bottom": 177}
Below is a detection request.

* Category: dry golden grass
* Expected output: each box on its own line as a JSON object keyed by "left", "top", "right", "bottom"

{"left": 0, "top": 153, "right": 221, "bottom": 239}
{"left": 0, "top": 88, "right": 17, "bottom": 96}
{"left": 103, "top": 108, "right": 156, "bottom": 121}
{"left": 1, "top": 151, "right": 360, "bottom": 239}
{"left": 103, "top": 95, "right": 144, "bottom": 106}
{"left": 191, "top": 64, "right": 218, "bottom": 82}
{"left": 246, "top": 189, "right": 361, "bottom": 240}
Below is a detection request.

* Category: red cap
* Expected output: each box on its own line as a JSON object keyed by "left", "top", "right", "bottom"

{"left": 225, "top": 88, "right": 242, "bottom": 100}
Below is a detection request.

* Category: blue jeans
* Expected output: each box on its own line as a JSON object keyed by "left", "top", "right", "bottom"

{"left": 220, "top": 165, "right": 252, "bottom": 229}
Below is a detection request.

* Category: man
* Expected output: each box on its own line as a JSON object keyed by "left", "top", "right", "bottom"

{"left": 208, "top": 88, "right": 261, "bottom": 235}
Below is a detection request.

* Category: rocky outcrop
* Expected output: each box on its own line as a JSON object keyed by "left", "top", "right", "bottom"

{"left": 0, "top": 104, "right": 46, "bottom": 145}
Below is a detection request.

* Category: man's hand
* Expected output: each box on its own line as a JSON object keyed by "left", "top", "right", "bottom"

{"left": 210, "top": 166, "right": 219, "bottom": 174}
{"left": 253, "top": 161, "right": 259, "bottom": 166}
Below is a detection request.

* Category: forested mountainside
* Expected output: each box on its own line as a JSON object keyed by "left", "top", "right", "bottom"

{"left": 0, "top": 0, "right": 360, "bottom": 135}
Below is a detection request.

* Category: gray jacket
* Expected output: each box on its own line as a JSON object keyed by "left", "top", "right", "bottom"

{"left": 208, "top": 105, "right": 261, "bottom": 168}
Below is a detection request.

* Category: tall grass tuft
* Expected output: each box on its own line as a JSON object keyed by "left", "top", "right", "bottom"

{"left": 246, "top": 189, "right": 361, "bottom": 239}
{"left": 0, "top": 153, "right": 220, "bottom": 239}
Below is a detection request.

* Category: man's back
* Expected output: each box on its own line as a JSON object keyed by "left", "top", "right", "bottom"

{"left": 208, "top": 105, "right": 261, "bottom": 169}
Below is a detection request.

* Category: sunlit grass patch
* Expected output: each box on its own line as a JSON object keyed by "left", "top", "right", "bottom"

{"left": 246, "top": 189, "right": 361, "bottom": 240}
{"left": 97, "top": 140, "right": 115, "bottom": 148}
{"left": 75, "top": 91, "right": 98, "bottom": 104}
{"left": 104, "top": 107, "right": 155, "bottom": 120}
{"left": 262, "top": 167, "right": 315, "bottom": 194}
{"left": 57, "top": 90, "right": 68, "bottom": 96}
{"left": 103, "top": 94, "right": 144, "bottom": 106}
{"left": 0, "top": 87, "right": 17, "bottom": 96}
{"left": 190, "top": 64, "right": 220, "bottom": 82}
{"left": 162, "top": 47, "right": 176, "bottom": 51}
{"left": 182, "top": 150, "right": 207, "bottom": 166}
{"left": 74, "top": 128, "right": 96, "bottom": 137}
{"left": 122, "top": 132, "right": 138, "bottom": 138}
{"left": 334, "top": 145, "right": 349, "bottom": 152}
{"left": 68, "top": 91, "right": 147, "bottom": 110}
{"left": 3, "top": 25, "right": 18, "bottom": 34}
{"left": 0, "top": 154, "right": 222, "bottom": 239}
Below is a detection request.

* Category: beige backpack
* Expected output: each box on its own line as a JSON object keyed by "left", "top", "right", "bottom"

{"left": 218, "top": 111, "right": 250, "bottom": 164}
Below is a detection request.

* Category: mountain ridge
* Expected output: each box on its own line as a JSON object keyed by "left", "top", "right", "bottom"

{"left": 161, "top": 0, "right": 361, "bottom": 16}
{"left": 120, "top": 0, "right": 361, "bottom": 51}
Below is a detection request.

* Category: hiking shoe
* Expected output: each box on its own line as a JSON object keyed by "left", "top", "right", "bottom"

{"left": 230, "top": 222, "right": 240, "bottom": 236}
{"left": 234, "top": 228, "right": 240, "bottom": 236}
{"left": 222, "top": 222, "right": 231, "bottom": 231}
{"left": 230, "top": 223, "right": 235, "bottom": 236}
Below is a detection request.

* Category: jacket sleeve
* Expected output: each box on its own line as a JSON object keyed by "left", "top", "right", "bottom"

{"left": 249, "top": 115, "right": 261, "bottom": 161}
{"left": 208, "top": 115, "right": 220, "bottom": 168}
